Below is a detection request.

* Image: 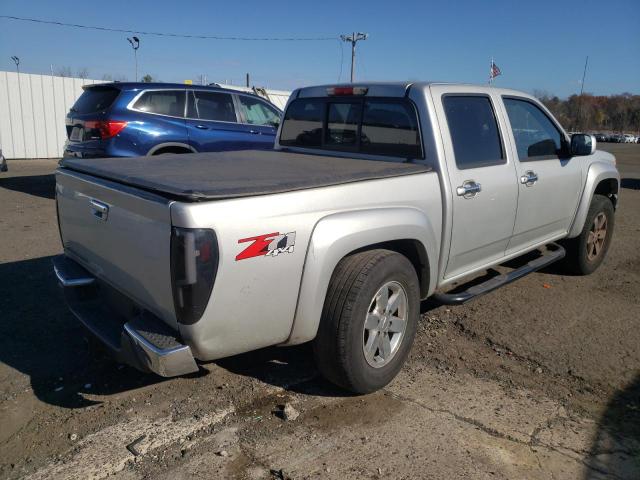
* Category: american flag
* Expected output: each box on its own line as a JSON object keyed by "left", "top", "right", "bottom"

{"left": 490, "top": 60, "right": 502, "bottom": 80}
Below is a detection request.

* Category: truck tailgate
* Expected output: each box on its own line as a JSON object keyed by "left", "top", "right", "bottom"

{"left": 55, "top": 169, "right": 177, "bottom": 328}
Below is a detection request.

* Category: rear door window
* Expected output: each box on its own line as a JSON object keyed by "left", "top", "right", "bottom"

{"left": 133, "top": 90, "right": 186, "bottom": 117}
{"left": 503, "top": 97, "right": 563, "bottom": 160}
{"left": 237, "top": 96, "right": 281, "bottom": 126}
{"left": 442, "top": 95, "right": 504, "bottom": 169}
{"left": 361, "top": 101, "right": 421, "bottom": 158}
{"left": 71, "top": 87, "right": 120, "bottom": 114}
{"left": 280, "top": 98, "right": 324, "bottom": 147}
{"left": 188, "top": 91, "right": 237, "bottom": 122}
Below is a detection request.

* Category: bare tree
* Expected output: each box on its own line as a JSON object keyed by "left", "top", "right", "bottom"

{"left": 141, "top": 74, "right": 154, "bottom": 83}
{"left": 54, "top": 66, "right": 73, "bottom": 77}
{"left": 77, "top": 68, "right": 90, "bottom": 79}
{"left": 537, "top": 92, "right": 640, "bottom": 133}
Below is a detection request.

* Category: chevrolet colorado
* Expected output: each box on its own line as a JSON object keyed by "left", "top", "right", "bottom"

{"left": 53, "top": 82, "right": 619, "bottom": 393}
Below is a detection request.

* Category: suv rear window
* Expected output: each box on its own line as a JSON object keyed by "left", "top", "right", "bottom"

{"left": 280, "top": 97, "right": 422, "bottom": 159}
{"left": 187, "top": 91, "right": 236, "bottom": 122}
{"left": 133, "top": 90, "right": 186, "bottom": 117}
{"left": 71, "top": 87, "right": 120, "bottom": 114}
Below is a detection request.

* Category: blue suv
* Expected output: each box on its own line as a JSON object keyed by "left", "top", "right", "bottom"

{"left": 63, "top": 83, "right": 282, "bottom": 158}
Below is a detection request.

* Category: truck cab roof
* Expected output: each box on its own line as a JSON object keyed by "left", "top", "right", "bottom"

{"left": 294, "top": 81, "right": 537, "bottom": 101}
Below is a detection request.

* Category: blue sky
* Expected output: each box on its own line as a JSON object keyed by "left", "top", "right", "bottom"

{"left": 0, "top": 0, "right": 638, "bottom": 97}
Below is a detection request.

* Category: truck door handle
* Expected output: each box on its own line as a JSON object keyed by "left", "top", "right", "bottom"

{"left": 248, "top": 129, "right": 260, "bottom": 134}
{"left": 456, "top": 180, "right": 481, "bottom": 198}
{"left": 520, "top": 171, "right": 538, "bottom": 186}
{"left": 89, "top": 199, "right": 109, "bottom": 221}
{"left": 194, "top": 125, "right": 209, "bottom": 130}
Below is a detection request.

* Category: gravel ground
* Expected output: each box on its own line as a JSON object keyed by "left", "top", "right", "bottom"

{"left": 0, "top": 144, "right": 638, "bottom": 479}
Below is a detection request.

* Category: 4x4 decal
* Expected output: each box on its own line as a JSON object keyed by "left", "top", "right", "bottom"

{"left": 236, "top": 232, "right": 296, "bottom": 261}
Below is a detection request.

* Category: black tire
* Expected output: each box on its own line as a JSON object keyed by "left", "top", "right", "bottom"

{"left": 562, "top": 194, "right": 615, "bottom": 275}
{"left": 313, "top": 249, "right": 420, "bottom": 394}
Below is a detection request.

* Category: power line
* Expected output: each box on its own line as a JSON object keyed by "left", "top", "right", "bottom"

{"left": 0, "top": 15, "right": 337, "bottom": 41}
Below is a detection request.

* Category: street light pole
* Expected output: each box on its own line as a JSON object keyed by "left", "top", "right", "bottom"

{"left": 10, "top": 55, "right": 26, "bottom": 154}
{"left": 127, "top": 36, "right": 140, "bottom": 81}
{"left": 340, "top": 32, "right": 368, "bottom": 82}
{"left": 11, "top": 56, "right": 20, "bottom": 74}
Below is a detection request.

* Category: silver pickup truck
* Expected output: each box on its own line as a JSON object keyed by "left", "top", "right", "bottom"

{"left": 54, "top": 82, "right": 619, "bottom": 393}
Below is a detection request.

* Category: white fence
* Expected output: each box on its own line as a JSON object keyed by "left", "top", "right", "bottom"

{"left": 0, "top": 71, "right": 291, "bottom": 159}
{"left": 0, "top": 71, "right": 102, "bottom": 159}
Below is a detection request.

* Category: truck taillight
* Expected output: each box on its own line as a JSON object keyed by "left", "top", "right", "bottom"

{"left": 170, "top": 227, "right": 218, "bottom": 325}
{"left": 84, "top": 120, "right": 128, "bottom": 139}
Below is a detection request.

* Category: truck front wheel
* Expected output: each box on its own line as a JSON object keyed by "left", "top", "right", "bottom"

{"left": 563, "top": 194, "right": 615, "bottom": 275}
{"left": 313, "top": 249, "right": 420, "bottom": 394}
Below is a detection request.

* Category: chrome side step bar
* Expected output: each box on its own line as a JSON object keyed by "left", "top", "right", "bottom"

{"left": 433, "top": 244, "right": 566, "bottom": 305}
{"left": 53, "top": 255, "right": 95, "bottom": 287}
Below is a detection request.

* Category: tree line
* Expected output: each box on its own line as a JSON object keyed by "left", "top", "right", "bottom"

{"left": 535, "top": 91, "right": 640, "bottom": 134}
{"left": 52, "top": 66, "right": 157, "bottom": 83}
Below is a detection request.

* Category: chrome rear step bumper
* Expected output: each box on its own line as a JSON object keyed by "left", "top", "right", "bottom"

{"left": 53, "top": 255, "right": 95, "bottom": 287}
{"left": 53, "top": 255, "right": 198, "bottom": 377}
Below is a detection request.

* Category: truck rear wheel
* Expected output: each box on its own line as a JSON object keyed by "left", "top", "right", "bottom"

{"left": 562, "top": 194, "right": 615, "bottom": 275}
{"left": 313, "top": 249, "right": 420, "bottom": 394}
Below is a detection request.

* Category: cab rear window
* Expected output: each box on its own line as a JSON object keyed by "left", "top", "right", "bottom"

{"left": 280, "top": 97, "right": 423, "bottom": 159}
{"left": 280, "top": 99, "right": 323, "bottom": 147}
{"left": 71, "top": 87, "right": 120, "bottom": 114}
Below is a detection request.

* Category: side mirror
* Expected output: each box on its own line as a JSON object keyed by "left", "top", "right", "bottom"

{"left": 571, "top": 133, "right": 596, "bottom": 156}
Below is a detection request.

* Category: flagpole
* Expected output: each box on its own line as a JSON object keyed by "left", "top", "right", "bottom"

{"left": 489, "top": 57, "right": 493, "bottom": 85}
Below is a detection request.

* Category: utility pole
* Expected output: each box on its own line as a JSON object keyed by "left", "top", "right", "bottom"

{"left": 127, "top": 36, "right": 140, "bottom": 81}
{"left": 340, "top": 32, "right": 368, "bottom": 82}
{"left": 579, "top": 56, "right": 589, "bottom": 96}
{"left": 246, "top": 73, "right": 250, "bottom": 88}
{"left": 578, "top": 56, "right": 589, "bottom": 131}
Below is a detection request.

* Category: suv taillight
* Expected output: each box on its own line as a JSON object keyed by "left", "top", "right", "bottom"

{"left": 170, "top": 227, "right": 219, "bottom": 325}
{"left": 84, "top": 120, "right": 127, "bottom": 139}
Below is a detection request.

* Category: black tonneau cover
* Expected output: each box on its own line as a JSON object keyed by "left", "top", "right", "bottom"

{"left": 60, "top": 150, "right": 430, "bottom": 201}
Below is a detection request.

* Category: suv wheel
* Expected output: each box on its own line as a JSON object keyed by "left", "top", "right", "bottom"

{"left": 562, "top": 194, "right": 615, "bottom": 275}
{"left": 313, "top": 249, "right": 420, "bottom": 394}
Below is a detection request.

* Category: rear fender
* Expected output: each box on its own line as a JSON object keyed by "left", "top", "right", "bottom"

{"left": 568, "top": 161, "right": 620, "bottom": 238}
{"left": 284, "top": 207, "right": 438, "bottom": 345}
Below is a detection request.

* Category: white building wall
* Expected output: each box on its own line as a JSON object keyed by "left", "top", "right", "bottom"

{"left": 0, "top": 71, "right": 291, "bottom": 159}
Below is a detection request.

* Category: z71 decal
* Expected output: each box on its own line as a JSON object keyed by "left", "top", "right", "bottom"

{"left": 236, "top": 231, "right": 296, "bottom": 261}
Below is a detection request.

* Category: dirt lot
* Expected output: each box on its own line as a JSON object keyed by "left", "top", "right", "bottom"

{"left": 0, "top": 144, "right": 638, "bottom": 479}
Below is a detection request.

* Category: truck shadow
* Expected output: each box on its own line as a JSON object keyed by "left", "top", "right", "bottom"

{"left": 584, "top": 374, "right": 640, "bottom": 479}
{"left": 0, "top": 173, "right": 56, "bottom": 200}
{"left": 620, "top": 178, "right": 639, "bottom": 190}
{"left": 0, "top": 255, "right": 165, "bottom": 409}
{"left": 216, "top": 344, "right": 350, "bottom": 397}
{"left": 215, "top": 300, "right": 446, "bottom": 397}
